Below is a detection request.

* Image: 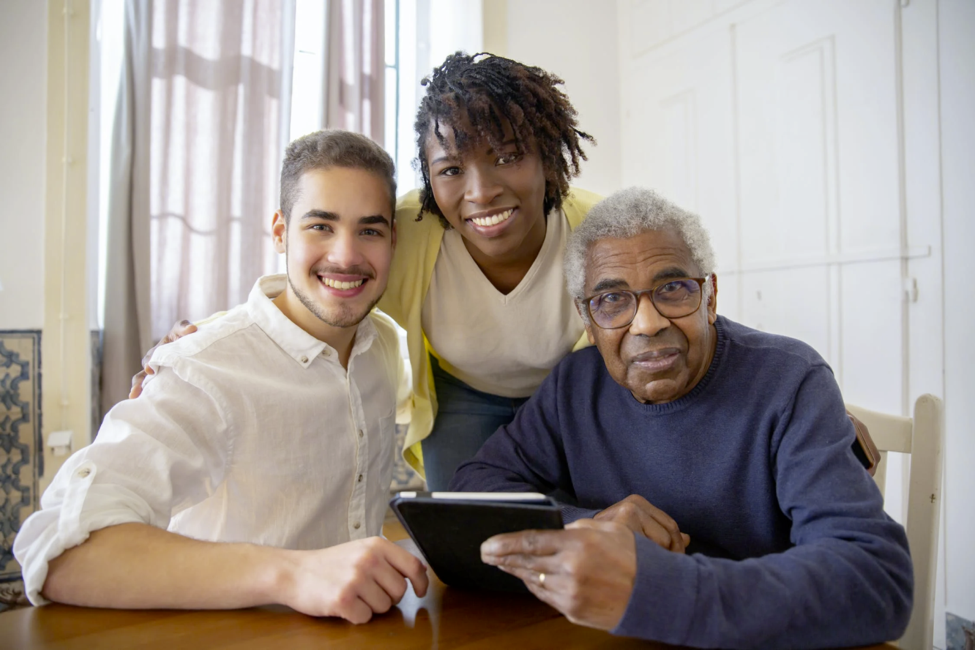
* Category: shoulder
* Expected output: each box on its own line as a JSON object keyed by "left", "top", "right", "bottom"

{"left": 394, "top": 189, "right": 444, "bottom": 241}
{"left": 366, "top": 309, "right": 404, "bottom": 361}
{"left": 563, "top": 187, "right": 604, "bottom": 228}
{"left": 717, "top": 317, "right": 832, "bottom": 395}
{"left": 149, "top": 303, "right": 255, "bottom": 369}
{"left": 720, "top": 316, "right": 828, "bottom": 369}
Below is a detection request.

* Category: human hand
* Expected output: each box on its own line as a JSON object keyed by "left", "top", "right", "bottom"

{"left": 480, "top": 519, "right": 636, "bottom": 631}
{"left": 129, "top": 320, "right": 197, "bottom": 398}
{"left": 276, "top": 537, "right": 429, "bottom": 623}
{"left": 594, "top": 494, "right": 689, "bottom": 553}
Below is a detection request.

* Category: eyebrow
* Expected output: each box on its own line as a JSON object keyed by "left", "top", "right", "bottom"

{"left": 428, "top": 138, "right": 520, "bottom": 167}
{"left": 300, "top": 210, "right": 391, "bottom": 228}
{"left": 591, "top": 278, "right": 630, "bottom": 294}
{"left": 652, "top": 267, "right": 692, "bottom": 282}
{"left": 590, "top": 267, "right": 691, "bottom": 294}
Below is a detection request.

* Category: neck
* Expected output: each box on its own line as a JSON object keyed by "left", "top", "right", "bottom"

{"left": 462, "top": 213, "right": 548, "bottom": 294}
{"left": 272, "top": 287, "right": 357, "bottom": 368}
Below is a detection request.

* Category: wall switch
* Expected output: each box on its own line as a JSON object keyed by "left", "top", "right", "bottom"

{"left": 48, "top": 430, "right": 73, "bottom": 456}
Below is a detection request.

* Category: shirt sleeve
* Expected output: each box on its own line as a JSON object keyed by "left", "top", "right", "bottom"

{"left": 448, "top": 367, "right": 598, "bottom": 521}
{"left": 612, "top": 365, "right": 914, "bottom": 649}
{"left": 12, "top": 362, "right": 230, "bottom": 606}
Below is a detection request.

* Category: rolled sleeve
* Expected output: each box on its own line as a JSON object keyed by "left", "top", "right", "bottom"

{"left": 13, "top": 364, "right": 228, "bottom": 606}
{"left": 14, "top": 459, "right": 156, "bottom": 605}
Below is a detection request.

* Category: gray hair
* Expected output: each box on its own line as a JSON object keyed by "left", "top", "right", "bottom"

{"left": 564, "top": 187, "right": 716, "bottom": 308}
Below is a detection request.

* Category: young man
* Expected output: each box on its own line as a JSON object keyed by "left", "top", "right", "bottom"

{"left": 14, "top": 130, "right": 429, "bottom": 624}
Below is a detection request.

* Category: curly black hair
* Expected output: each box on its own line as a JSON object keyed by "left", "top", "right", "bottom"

{"left": 414, "top": 52, "right": 594, "bottom": 227}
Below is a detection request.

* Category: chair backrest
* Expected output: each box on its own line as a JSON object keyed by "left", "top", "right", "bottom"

{"left": 845, "top": 395, "right": 944, "bottom": 650}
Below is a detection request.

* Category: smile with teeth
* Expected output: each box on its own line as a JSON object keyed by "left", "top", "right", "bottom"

{"left": 320, "top": 277, "right": 365, "bottom": 290}
{"left": 469, "top": 209, "right": 513, "bottom": 227}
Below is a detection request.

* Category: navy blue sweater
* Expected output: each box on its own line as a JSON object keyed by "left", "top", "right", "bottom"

{"left": 451, "top": 316, "right": 913, "bottom": 649}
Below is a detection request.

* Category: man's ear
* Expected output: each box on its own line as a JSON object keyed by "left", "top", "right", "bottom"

{"left": 575, "top": 301, "right": 597, "bottom": 345}
{"left": 271, "top": 210, "right": 287, "bottom": 254}
{"left": 706, "top": 274, "right": 718, "bottom": 325}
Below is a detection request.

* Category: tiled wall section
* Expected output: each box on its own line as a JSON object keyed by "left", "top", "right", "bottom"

{"left": 392, "top": 424, "right": 424, "bottom": 492}
{"left": 0, "top": 330, "right": 41, "bottom": 609}
{"left": 947, "top": 612, "right": 975, "bottom": 650}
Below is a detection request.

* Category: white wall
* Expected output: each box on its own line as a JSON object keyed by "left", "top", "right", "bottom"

{"left": 504, "top": 0, "right": 621, "bottom": 197}
{"left": 0, "top": 0, "right": 47, "bottom": 330}
{"left": 939, "top": 0, "right": 975, "bottom": 628}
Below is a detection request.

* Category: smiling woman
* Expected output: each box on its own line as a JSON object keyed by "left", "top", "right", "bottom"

{"left": 376, "top": 52, "right": 601, "bottom": 489}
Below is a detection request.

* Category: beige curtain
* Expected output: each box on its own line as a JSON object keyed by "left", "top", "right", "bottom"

{"left": 148, "top": 0, "right": 295, "bottom": 341}
{"left": 326, "top": 0, "right": 385, "bottom": 140}
{"left": 101, "top": 0, "right": 295, "bottom": 414}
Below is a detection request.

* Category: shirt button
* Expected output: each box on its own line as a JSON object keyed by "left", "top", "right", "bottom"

{"left": 353, "top": 522, "right": 361, "bottom": 530}
{"left": 299, "top": 355, "right": 308, "bottom": 364}
{"left": 321, "top": 349, "right": 331, "bottom": 357}
{"left": 78, "top": 468, "right": 91, "bottom": 478}
{"left": 357, "top": 474, "right": 363, "bottom": 483}
{"left": 358, "top": 429, "right": 364, "bottom": 438}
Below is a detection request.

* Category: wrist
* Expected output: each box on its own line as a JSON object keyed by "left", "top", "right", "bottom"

{"left": 248, "top": 544, "right": 299, "bottom": 607}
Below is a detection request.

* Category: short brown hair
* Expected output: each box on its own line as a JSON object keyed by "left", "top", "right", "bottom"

{"left": 280, "top": 130, "right": 396, "bottom": 222}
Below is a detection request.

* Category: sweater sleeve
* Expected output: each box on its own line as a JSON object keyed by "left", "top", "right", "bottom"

{"left": 612, "top": 365, "right": 913, "bottom": 649}
{"left": 448, "top": 367, "right": 595, "bottom": 519}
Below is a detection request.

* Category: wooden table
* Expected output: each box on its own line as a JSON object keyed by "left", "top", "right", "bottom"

{"left": 0, "top": 582, "right": 903, "bottom": 650}
{"left": 0, "top": 535, "right": 899, "bottom": 649}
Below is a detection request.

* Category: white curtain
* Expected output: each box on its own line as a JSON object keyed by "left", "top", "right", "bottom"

{"left": 101, "top": 0, "right": 295, "bottom": 413}
{"left": 149, "top": 0, "right": 295, "bottom": 341}
{"left": 326, "top": 0, "right": 384, "bottom": 140}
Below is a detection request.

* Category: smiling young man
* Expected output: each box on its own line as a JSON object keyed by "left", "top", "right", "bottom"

{"left": 14, "top": 130, "right": 429, "bottom": 623}
{"left": 450, "top": 188, "right": 913, "bottom": 649}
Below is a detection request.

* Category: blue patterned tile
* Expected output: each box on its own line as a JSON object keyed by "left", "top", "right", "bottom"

{"left": 0, "top": 330, "right": 41, "bottom": 608}
{"left": 391, "top": 424, "right": 424, "bottom": 491}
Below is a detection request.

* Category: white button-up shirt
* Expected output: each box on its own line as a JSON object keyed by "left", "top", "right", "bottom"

{"left": 14, "top": 275, "right": 409, "bottom": 605}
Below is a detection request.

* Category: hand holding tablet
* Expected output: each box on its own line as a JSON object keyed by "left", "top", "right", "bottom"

{"left": 389, "top": 492, "right": 564, "bottom": 592}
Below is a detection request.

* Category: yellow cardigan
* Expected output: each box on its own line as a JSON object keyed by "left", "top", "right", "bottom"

{"left": 378, "top": 187, "right": 603, "bottom": 476}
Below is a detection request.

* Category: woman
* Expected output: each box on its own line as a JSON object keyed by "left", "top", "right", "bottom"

{"left": 380, "top": 53, "right": 598, "bottom": 489}
{"left": 134, "top": 53, "right": 600, "bottom": 490}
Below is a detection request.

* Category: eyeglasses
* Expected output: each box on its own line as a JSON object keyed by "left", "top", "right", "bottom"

{"left": 583, "top": 277, "right": 708, "bottom": 329}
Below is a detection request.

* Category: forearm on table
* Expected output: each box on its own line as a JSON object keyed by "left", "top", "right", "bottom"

{"left": 42, "top": 522, "right": 291, "bottom": 610}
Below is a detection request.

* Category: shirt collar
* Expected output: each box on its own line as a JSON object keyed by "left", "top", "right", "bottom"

{"left": 246, "top": 274, "right": 378, "bottom": 368}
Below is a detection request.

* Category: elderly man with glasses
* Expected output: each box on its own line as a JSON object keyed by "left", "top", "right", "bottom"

{"left": 450, "top": 187, "right": 913, "bottom": 650}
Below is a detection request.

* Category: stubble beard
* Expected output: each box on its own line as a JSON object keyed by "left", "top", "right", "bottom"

{"left": 287, "top": 272, "right": 382, "bottom": 329}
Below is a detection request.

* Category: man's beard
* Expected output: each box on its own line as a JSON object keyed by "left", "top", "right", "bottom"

{"left": 288, "top": 273, "right": 382, "bottom": 329}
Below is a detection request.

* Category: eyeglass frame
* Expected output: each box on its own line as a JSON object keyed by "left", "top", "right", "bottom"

{"left": 581, "top": 276, "right": 710, "bottom": 330}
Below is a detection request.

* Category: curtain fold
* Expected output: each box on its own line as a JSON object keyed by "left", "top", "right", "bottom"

{"left": 100, "top": 0, "right": 152, "bottom": 418}
{"left": 100, "top": 0, "right": 295, "bottom": 415}
{"left": 149, "top": 0, "right": 295, "bottom": 342}
{"left": 326, "top": 0, "right": 385, "bottom": 141}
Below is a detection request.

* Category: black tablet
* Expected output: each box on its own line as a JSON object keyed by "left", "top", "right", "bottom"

{"left": 389, "top": 491, "right": 564, "bottom": 592}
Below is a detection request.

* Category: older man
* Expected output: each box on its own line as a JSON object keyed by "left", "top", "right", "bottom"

{"left": 450, "top": 187, "right": 913, "bottom": 649}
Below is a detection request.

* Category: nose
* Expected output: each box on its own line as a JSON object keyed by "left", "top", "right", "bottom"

{"left": 628, "top": 293, "right": 670, "bottom": 338}
{"left": 464, "top": 164, "right": 503, "bottom": 205}
{"left": 326, "top": 229, "right": 365, "bottom": 270}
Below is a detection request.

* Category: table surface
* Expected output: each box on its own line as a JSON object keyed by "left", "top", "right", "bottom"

{"left": 0, "top": 530, "right": 900, "bottom": 650}
{"left": 0, "top": 583, "right": 900, "bottom": 650}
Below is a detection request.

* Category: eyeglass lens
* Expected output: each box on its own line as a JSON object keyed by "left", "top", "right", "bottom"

{"left": 589, "top": 279, "right": 703, "bottom": 328}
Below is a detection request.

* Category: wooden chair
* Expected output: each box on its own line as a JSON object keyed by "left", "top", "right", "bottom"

{"left": 845, "top": 395, "right": 944, "bottom": 650}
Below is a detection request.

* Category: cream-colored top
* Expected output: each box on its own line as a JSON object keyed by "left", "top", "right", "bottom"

{"left": 421, "top": 211, "right": 586, "bottom": 398}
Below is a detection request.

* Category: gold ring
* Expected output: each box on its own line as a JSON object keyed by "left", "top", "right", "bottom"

{"left": 538, "top": 572, "right": 546, "bottom": 586}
